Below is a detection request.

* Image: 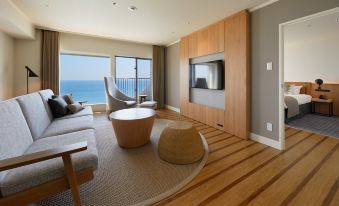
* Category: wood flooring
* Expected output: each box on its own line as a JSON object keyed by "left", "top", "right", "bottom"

{"left": 155, "top": 109, "right": 339, "bottom": 206}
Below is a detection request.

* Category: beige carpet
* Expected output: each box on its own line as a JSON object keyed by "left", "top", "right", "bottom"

{"left": 38, "top": 116, "right": 208, "bottom": 206}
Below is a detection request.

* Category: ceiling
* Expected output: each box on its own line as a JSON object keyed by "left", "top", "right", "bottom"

{"left": 285, "top": 11, "right": 339, "bottom": 45}
{"left": 11, "top": 0, "right": 270, "bottom": 45}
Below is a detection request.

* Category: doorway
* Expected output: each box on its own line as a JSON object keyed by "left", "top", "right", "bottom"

{"left": 279, "top": 7, "right": 339, "bottom": 149}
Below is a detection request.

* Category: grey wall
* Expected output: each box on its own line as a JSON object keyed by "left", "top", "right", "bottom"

{"left": 165, "top": 43, "right": 180, "bottom": 108}
{"left": 14, "top": 29, "right": 42, "bottom": 96}
{"left": 0, "top": 31, "right": 14, "bottom": 100}
{"left": 251, "top": 0, "right": 339, "bottom": 140}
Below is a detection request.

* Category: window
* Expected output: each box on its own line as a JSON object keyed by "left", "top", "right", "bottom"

{"left": 115, "top": 56, "right": 152, "bottom": 100}
{"left": 60, "top": 54, "right": 110, "bottom": 104}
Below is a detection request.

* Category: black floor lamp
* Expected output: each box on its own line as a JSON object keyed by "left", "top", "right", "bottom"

{"left": 25, "top": 66, "right": 39, "bottom": 94}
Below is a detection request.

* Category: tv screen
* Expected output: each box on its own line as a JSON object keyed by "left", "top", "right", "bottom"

{"left": 190, "top": 60, "right": 224, "bottom": 90}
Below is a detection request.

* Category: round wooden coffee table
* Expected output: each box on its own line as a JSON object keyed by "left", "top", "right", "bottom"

{"left": 109, "top": 108, "right": 156, "bottom": 148}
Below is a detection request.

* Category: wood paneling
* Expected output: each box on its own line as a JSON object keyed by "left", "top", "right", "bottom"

{"left": 197, "top": 28, "right": 209, "bottom": 56}
{"left": 205, "top": 107, "right": 225, "bottom": 130}
{"left": 180, "top": 10, "right": 250, "bottom": 137}
{"left": 188, "top": 102, "right": 206, "bottom": 123}
{"left": 224, "top": 10, "right": 250, "bottom": 139}
{"left": 179, "top": 36, "right": 189, "bottom": 116}
{"left": 155, "top": 109, "right": 339, "bottom": 206}
{"left": 188, "top": 21, "right": 224, "bottom": 58}
{"left": 188, "top": 32, "right": 198, "bottom": 58}
{"left": 208, "top": 21, "right": 225, "bottom": 54}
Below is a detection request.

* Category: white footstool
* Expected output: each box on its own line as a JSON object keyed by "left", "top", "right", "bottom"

{"left": 139, "top": 101, "right": 157, "bottom": 109}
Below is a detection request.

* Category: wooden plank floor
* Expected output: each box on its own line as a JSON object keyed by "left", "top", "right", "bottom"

{"left": 155, "top": 109, "right": 339, "bottom": 206}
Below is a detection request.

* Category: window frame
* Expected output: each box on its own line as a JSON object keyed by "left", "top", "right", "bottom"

{"left": 114, "top": 55, "right": 152, "bottom": 100}
{"left": 59, "top": 52, "right": 111, "bottom": 105}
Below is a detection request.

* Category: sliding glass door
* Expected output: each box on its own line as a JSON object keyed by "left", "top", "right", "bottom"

{"left": 115, "top": 56, "right": 152, "bottom": 100}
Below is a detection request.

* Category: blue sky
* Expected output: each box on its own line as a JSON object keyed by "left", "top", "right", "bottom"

{"left": 60, "top": 54, "right": 151, "bottom": 80}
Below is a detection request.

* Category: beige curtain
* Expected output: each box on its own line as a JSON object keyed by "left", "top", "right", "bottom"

{"left": 152, "top": 45, "right": 165, "bottom": 108}
{"left": 42, "top": 30, "right": 60, "bottom": 95}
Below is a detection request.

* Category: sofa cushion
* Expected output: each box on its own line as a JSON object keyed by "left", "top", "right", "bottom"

{"left": 125, "top": 100, "right": 137, "bottom": 106}
{"left": 0, "top": 129, "right": 98, "bottom": 196}
{"left": 0, "top": 100, "right": 33, "bottom": 181}
{"left": 38, "top": 89, "right": 54, "bottom": 121}
{"left": 41, "top": 115, "right": 94, "bottom": 138}
{"left": 55, "top": 106, "right": 93, "bottom": 120}
{"left": 140, "top": 101, "right": 157, "bottom": 108}
{"left": 48, "top": 96, "right": 69, "bottom": 118}
{"left": 16, "top": 93, "right": 51, "bottom": 140}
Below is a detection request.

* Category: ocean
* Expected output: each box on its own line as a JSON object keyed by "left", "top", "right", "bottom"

{"left": 60, "top": 79, "right": 151, "bottom": 104}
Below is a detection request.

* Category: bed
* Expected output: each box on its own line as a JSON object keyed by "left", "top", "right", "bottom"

{"left": 284, "top": 83, "right": 312, "bottom": 123}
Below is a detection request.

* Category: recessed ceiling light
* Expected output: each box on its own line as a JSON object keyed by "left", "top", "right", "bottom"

{"left": 128, "top": 6, "right": 137, "bottom": 12}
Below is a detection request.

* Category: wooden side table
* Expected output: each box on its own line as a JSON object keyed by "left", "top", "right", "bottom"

{"left": 109, "top": 108, "right": 156, "bottom": 148}
{"left": 139, "top": 95, "right": 147, "bottom": 104}
{"left": 311, "top": 98, "right": 334, "bottom": 117}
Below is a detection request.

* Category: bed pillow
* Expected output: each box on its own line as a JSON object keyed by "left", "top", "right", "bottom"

{"left": 284, "top": 84, "right": 291, "bottom": 95}
{"left": 290, "top": 85, "right": 303, "bottom": 95}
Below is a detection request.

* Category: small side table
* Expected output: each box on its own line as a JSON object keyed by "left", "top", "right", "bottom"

{"left": 139, "top": 95, "right": 147, "bottom": 104}
{"left": 311, "top": 98, "right": 334, "bottom": 117}
{"left": 79, "top": 101, "right": 88, "bottom": 106}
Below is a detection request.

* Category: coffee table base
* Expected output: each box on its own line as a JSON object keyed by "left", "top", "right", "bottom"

{"left": 112, "top": 116, "right": 155, "bottom": 148}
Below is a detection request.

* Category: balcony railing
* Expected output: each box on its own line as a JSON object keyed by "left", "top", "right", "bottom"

{"left": 116, "top": 78, "right": 152, "bottom": 100}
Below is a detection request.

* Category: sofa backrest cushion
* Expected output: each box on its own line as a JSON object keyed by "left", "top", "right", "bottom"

{"left": 38, "top": 89, "right": 54, "bottom": 121}
{"left": 16, "top": 93, "right": 51, "bottom": 140}
{"left": 0, "top": 100, "right": 33, "bottom": 180}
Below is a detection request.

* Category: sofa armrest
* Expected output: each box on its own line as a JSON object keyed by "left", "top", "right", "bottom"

{"left": 0, "top": 142, "right": 87, "bottom": 172}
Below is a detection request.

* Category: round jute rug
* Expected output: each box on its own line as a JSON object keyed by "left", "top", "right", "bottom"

{"left": 38, "top": 117, "right": 208, "bottom": 206}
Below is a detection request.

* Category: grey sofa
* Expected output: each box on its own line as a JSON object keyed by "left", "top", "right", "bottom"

{"left": 0, "top": 89, "right": 98, "bottom": 202}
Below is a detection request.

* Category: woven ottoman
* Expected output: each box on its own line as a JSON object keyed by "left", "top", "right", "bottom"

{"left": 158, "top": 121, "right": 204, "bottom": 164}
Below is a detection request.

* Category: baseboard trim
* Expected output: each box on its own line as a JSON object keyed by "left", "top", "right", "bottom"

{"left": 250, "top": 133, "right": 283, "bottom": 150}
{"left": 165, "top": 105, "right": 180, "bottom": 113}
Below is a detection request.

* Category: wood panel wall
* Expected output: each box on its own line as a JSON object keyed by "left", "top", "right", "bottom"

{"left": 224, "top": 11, "right": 250, "bottom": 138}
{"left": 179, "top": 10, "right": 250, "bottom": 139}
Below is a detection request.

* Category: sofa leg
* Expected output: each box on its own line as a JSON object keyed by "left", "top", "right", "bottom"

{"left": 62, "top": 155, "right": 82, "bottom": 206}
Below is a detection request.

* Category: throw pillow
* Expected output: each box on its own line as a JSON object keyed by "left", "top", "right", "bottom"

{"left": 52, "top": 94, "right": 74, "bottom": 104}
{"left": 67, "top": 102, "right": 84, "bottom": 114}
{"left": 48, "top": 96, "right": 69, "bottom": 118}
{"left": 63, "top": 94, "right": 75, "bottom": 105}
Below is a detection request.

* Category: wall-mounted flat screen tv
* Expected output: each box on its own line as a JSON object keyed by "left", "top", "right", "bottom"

{"left": 190, "top": 60, "right": 224, "bottom": 90}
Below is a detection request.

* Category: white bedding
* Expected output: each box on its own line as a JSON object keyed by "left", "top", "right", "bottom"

{"left": 285, "top": 94, "right": 312, "bottom": 105}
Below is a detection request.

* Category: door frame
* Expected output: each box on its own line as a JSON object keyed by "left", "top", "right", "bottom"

{"left": 114, "top": 55, "right": 152, "bottom": 100}
{"left": 278, "top": 7, "right": 339, "bottom": 150}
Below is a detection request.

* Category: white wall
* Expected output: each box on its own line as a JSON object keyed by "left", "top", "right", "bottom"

{"left": 0, "top": 31, "right": 15, "bottom": 100}
{"left": 60, "top": 33, "right": 153, "bottom": 76}
{"left": 284, "top": 31, "right": 339, "bottom": 83}
{"left": 14, "top": 29, "right": 42, "bottom": 96}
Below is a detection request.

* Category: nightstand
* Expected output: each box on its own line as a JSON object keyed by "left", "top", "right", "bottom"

{"left": 311, "top": 98, "right": 334, "bottom": 117}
